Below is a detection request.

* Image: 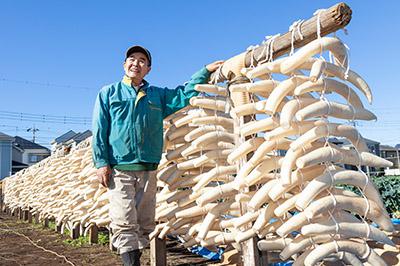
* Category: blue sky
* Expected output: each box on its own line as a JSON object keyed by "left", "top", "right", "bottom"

{"left": 0, "top": 0, "right": 399, "bottom": 147}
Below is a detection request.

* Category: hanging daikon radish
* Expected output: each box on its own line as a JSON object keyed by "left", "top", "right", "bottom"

{"left": 195, "top": 84, "right": 227, "bottom": 96}
{"left": 280, "top": 97, "right": 319, "bottom": 129}
{"left": 190, "top": 96, "right": 227, "bottom": 112}
{"left": 262, "top": 76, "right": 309, "bottom": 114}
{"left": 294, "top": 78, "right": 364, "bottom": 109}
{"left": 227, "top": 137, "right": 264, "bottom": 164}
{"left": 295, "top": 100, "right": 377, "bottom": 121}
{"left": 245, "top": 58, "right": 287, "bottom": 79}
{"left": 280, "top": 37, "right": 348, "bottom": 74}
{"left": 295, "top": 169, "right": 385, "bottom": 211}
{"left": 303, "top": 195, "right": 393, "bottom": 232}
{"left": 298, "top": 58, "right": 373, "bottom": 103}
{"left": 301, "top": 220, "right": 394, "bottom": 246}
{"left": 296, "top": 145, "right": 393, "bottom": 169}
{"left": 240, "top": 116, "right": 279, "bottom": 137}
{"left": 289, "top": 121, "right": 369, "bottom": 152}
{"left": 229, "top": 80, "right": 280, "bottom": 98}
{"left": 304, "top": 240, "right": 387, "bottom": 266}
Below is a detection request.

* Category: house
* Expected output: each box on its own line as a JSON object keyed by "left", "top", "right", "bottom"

{"left": 1, "top": 133, "right": 51, "bottom": 178}
{"left": 328, "top": 137, "right": 382, "bottom": 175}
{"left": 329, "top": 137, "right": 380, "bottom": 156}
{"left": 51, "top": 130, "right": 92, "bottom": 155}
{"left": 13, "top": 136, "right": 50, "bottom": 168}
{"left": 380, "top": 144, "right": 400, "bottom": 169}
{"left": 0, "top": 132, "right": 14, "bottom": 180}
{"left": 12, "top": 141, "right": 28, "bottom": 174}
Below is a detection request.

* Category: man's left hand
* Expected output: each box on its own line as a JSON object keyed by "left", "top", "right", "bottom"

{"left": 206, "top": 60, "right": 224, "bottom": 73}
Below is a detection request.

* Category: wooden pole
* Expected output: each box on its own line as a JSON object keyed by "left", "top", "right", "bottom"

{"left": 228, "top": 80, "right": 263, "bottom": 266}
{"left": 150, "top": 237, "right": 166, "bottom": 266}
{"left": 210, "top": 2, "right": 352, "bottom": 82}
{"left": 0, "top": 187, "right": 3, "bottom": 212}
{"left": 70, "top": 224, "right": 80, "bottom": 239}
{"left": 27, "top": 211, "right": 33, "bottom": 223}
{"left": 44, "top": 218, "right": 49, "bottom": 228}
{"left": 34, "top": 213, "right": 39, "bottom": 224}
{"left": 89, "top": 225, "right": 99, "bottom": 244}
{"left": 56, "top": 223, "right": 62, "bottom": 233}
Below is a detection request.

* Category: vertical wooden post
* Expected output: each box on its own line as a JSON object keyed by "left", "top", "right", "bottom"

{"left": 229, "top": 81, "right": 264, "bottom": 266}
{"left": 23, "top": 210, "right": 29, "bottom": 221}
{"left": 0, "top": 188, "right": 3, "bottom": 211}
{"left": 260, "top": 251, "right": 269, "bottom": 266}
{"left": 89, "top": 225, "right": 98, "bottom": 244}
{"left": 56, "top": 223, "right": 62, "bottom": 233}
{"left": 150, "top": 237, "right": 166, "bottom": 266}
{"left": 70, "top": 224, "right": 80, "bottom": 239}
{"left": 34, "top": 213, "right": 39, "bottom": 224}
{"left": 28, "top": 211, "right": 33, "bottom": 223}
{"left": 44, "top": 218, "right": 49, "bottom": 228}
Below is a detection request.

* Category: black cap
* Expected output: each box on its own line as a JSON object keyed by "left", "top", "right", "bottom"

{"left": 125, "top": 45, "right": 152, "bottom": 66}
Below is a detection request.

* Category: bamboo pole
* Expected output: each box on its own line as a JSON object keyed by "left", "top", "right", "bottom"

{"left": 210, "top": 2, "right": 352, "bottom": 82}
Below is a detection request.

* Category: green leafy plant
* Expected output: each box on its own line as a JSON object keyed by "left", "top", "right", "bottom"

{"left": 371, "top": 175, "right": 400, "bottom": 217}
{"left": 337, "top": 175, "right": 400, "bottom": 217}
{"left": 63, "top": 236, "right": 89, "bottom": 247}
{"left": 48, "top": 221, "right": 56, "bottom": 230}
{"left": 98, "top": 231, "right": 110, "bottom": 246}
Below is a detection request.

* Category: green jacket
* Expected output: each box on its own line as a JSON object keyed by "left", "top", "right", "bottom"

{"left": 92, "top": 67, "right": 210, "bottom": 169}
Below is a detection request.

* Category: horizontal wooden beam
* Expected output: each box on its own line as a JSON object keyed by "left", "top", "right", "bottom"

{"left": 211, "top": 2, "right": 352, "bottom": 82}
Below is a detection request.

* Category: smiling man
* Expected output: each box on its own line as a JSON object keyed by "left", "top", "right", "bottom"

{"left": 92, "top": 45, "right": 223, "bottom": 266}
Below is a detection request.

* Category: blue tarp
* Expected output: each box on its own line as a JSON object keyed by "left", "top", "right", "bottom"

{"left": 190, "top": 246, "right": 223, "bottom": 260}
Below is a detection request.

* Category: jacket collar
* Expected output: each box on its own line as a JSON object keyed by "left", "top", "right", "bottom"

{"left": 122, "top": 76, "right": 149, "bottom": 91}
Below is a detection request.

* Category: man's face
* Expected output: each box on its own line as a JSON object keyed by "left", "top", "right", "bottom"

{"left": 123, "top": 52, "right": 151, "bottom": 81}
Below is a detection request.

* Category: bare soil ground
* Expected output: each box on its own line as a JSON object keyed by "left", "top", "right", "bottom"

{"left": 0, "top": 211, "right": 219, "bottom": 266}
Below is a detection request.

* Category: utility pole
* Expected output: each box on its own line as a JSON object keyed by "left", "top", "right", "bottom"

{"left": 27, "top": 125, "right": 39, "bottom": 143}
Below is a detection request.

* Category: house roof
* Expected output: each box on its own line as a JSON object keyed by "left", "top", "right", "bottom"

{"left": 0, "top": 132, "right": 14, "bottom": 141}
{"left": 52, "top": 130, "right": 76, "bottom": 144}
{"left": 71, "top": 130, "right": 92, "bottom": 143}
{"left": 380, "top": 144, "right": 398, "bottom": 151}
{"left": 12, "top": 160, "right": 28, "bottom": 167}
{"left": 363, "top": 138, "right": 380, "bottom": 145}
{"left": 14, "top": 136, "right": 49, "bottom": 151}
{"left": 61, "top": 130, "right": 92, "bottom": 145}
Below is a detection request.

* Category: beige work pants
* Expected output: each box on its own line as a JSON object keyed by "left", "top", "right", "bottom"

{"left": 109, "top": 169, "right": 157, "bottom": 254}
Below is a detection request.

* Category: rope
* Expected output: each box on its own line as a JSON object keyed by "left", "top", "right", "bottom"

{"left": 360, "top": 241, "right": 372, "bottom": 260}
{"left": 246, "top": 45, "right": 260, "bottom": 69}
{"left": 258, "top": 34, "right": 280, "bottom": 65}
{"left": 313, "top": 9, "right": 326, "bottom": 40}
{"left": 289, "top": 19, "right": 305, "bottom": 56}
{"left": 211, "top": 64, "right": 224, "bottom": 85}
{"left": 0, "top": 222, "right": 76, "bottom": 266}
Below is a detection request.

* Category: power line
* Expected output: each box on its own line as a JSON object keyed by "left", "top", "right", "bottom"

{"left": 0, "top": 77, "right": 97, "bottom": 91}
{"left": 0, "top": 116, "right": 90, "bottom": 125}
{"left": 0, "top": 110, "right": 90, "bottom": 120}
{"left": 0, "top": 111, "right": 91, "bottom": 125}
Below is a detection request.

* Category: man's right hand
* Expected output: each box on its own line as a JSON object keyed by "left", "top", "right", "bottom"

{"left": 96, "top": 165, "right": 112, "bottom": 188}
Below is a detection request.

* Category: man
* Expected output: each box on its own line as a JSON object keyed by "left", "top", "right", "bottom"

{"left": 92, "top": 45, "right": 223, "bottom": 266}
